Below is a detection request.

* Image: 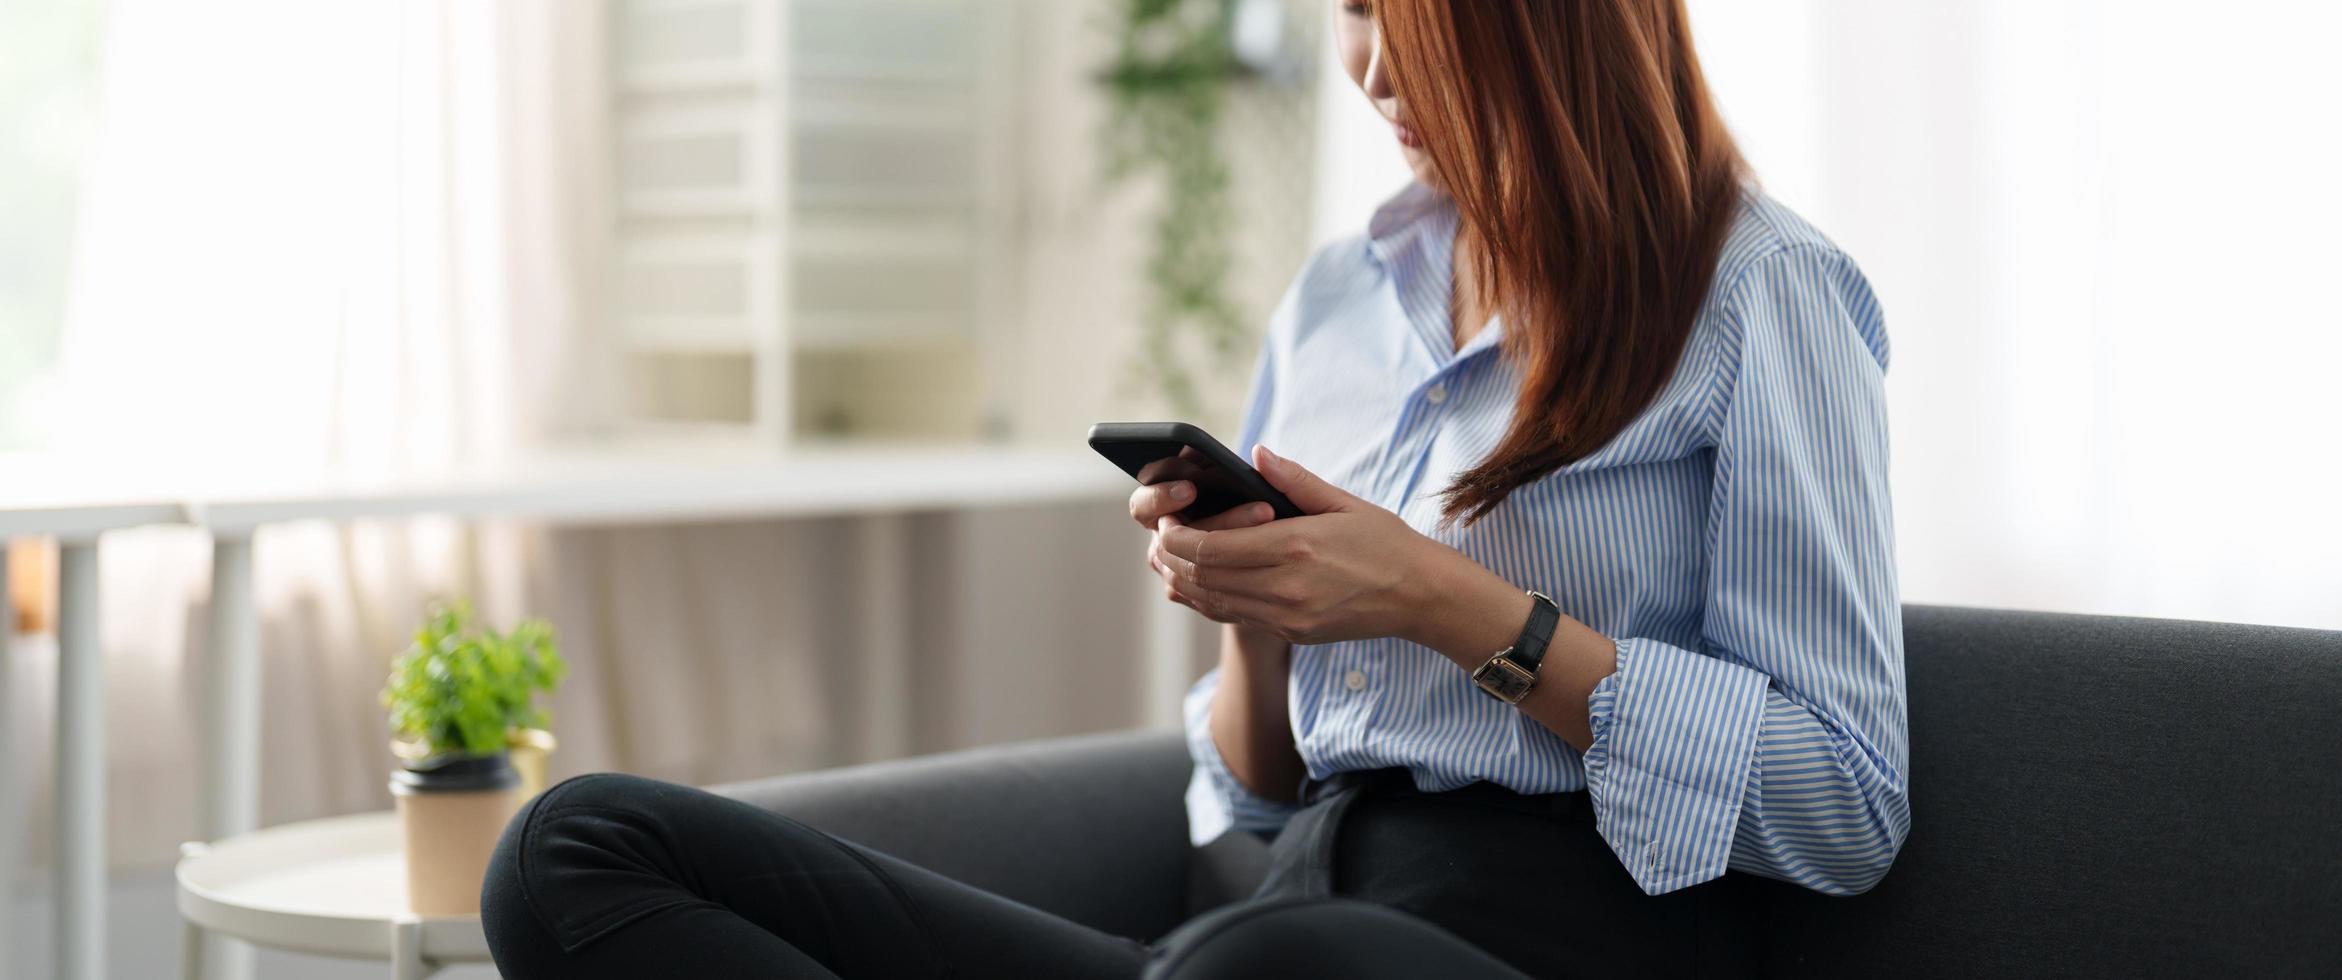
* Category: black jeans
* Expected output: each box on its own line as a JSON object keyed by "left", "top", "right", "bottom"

{"left": 481, "top": 771, "right": 1756, "bottom": 979}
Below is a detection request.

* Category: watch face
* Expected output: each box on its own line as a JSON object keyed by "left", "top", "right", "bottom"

{"left": 1474, "top": 657, "right": 1536, "bottom": 703}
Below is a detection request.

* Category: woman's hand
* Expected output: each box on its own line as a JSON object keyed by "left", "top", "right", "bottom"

{"left": 1132, "top": 477, "right": 1280, "bottom": 623}
{"left": 1149, "top": 446, "right": 1454, "bottom": 645}
{"left": 1146, "top": 445, "right": 1611, "bottom": 750}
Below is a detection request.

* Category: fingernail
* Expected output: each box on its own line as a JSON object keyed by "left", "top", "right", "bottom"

{"left": 1258, "top": 446, "right": 1282, "bottom": 472}
{"left": 1168, "top": 482, "right": 1192, "bottom": 501}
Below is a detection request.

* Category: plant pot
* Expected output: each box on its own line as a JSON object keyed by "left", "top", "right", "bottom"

{"left": 507, "top": 728, "right": 558, "bottom": 802}
{"left": 390, "top": 751, "right": 520, "bottom": 916}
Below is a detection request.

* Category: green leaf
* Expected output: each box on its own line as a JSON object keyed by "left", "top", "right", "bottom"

{"left": 1097, "top": 0, "right": 1251, "bottom": 418}
{"left": 379, "top": 599, "right": 567, "bottom": 759}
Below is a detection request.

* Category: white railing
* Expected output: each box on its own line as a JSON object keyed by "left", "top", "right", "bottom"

{"left": 0, "top": 444, "right": 1182, "bottom": 980}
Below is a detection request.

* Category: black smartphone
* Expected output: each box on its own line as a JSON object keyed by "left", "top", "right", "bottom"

{"left": 1088, "top": 422, "right": 1303, "bottom": 521}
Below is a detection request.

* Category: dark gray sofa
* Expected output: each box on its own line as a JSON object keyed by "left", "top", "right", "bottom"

{"left": 714, "top": 605, "right": 2342, "bottom": 977}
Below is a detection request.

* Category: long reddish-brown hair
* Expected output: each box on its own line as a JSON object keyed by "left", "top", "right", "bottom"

{"left": 1375, "top": 0, "right": 1745, "bottom": 525}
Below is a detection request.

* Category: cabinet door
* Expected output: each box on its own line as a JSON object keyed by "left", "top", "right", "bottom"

{"left": 616, "top": 0, "right": 775, "bottom": 90}
{"left": 620, "top": 237, "right": 767, "bottom": 350}
{"left": 790, "top": 0, "right": 978, "bottom": 82}
{"left": 783, "top": 0, "right": 1009, "bottom": 355}
{"left": 619, "top": 106, "right": 772, "bottom": 217}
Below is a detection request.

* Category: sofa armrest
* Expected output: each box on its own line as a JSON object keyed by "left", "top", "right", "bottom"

{"left": 710, "top": 730, "right": 1193, "bottom": 941}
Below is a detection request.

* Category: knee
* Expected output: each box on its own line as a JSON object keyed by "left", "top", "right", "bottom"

{"left": 496, "top": 771, "right": 681, "bottom": 873}
{"left": 1147, "top": 899, "right": 1522, "bottom": 980}
{"left": 487, "top": 773, "right": 665, "bottom": 882}
{"left": 481, "top": 773, "right": 680, "bottom": 967}
{"left": 528, "top": 770, "right": 673, "bottom": 819}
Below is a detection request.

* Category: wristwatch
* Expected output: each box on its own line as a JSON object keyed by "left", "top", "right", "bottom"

{"left": 1471, "top": 591, "right": 1561, "bottom": 704}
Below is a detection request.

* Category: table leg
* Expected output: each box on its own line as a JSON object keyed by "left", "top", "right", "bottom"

{"left": 182, "top": 918, "right": 204, "bottom": 980}
{"left": 854, "top": 515, "right": 911, "bottom": 761}
{"left": 391, "top": 917, "right": 431, "bottom": 980}
{"left": 55, "top": 538, "right": 104, "bottom": 980}
{"left": 198, "top": 534, "right": 259, "bottom": 980}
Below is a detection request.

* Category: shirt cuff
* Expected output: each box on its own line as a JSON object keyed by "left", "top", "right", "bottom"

{"left": 1182, "top": 667, "right": 1300, "bottom": 845}
{"left": 1582, "top": 636, "right": 1769, "bottom": 894}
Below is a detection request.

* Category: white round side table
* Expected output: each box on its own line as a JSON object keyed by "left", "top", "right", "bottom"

{"left": 175, "top": 812, "right": 492, "bottom": 980}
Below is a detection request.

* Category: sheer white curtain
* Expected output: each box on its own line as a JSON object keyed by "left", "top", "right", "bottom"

{"left": 1314, "top": 1, "right": 2342, "bottom": 630}
{"left": 1692, "top": 0, "right": 2342, "bottom": 629}
{"left": 55, "top": 0, "right": 590, "bottom": 471}
{"left": 23, "top": 0, "right": 1154, "bottom": 888}
{"left": 27, "top": 0, "right": 618, "bottom": 867}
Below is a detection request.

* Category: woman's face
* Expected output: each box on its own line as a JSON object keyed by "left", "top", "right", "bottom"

{"left": 1334, "top": 1, "right": 1437, "bottom": 187}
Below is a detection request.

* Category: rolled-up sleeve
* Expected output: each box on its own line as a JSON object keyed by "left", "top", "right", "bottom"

{"left": 1581, "top": 244, "right": 1911, "bottom": 896}
{"left": 1183, "top": 667, "right": 1301, "bottom": 844}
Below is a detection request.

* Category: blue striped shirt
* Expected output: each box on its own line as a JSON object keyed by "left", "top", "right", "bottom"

{"left": 1183, "top": 181, "right": 1909, "bottom": 897}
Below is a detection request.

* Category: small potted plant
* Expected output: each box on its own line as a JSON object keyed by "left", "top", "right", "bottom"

{"left": 380, "top": 601, "right": 567, "bottom": 915}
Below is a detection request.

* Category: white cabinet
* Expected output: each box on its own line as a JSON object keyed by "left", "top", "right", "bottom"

{"left": 609, "top": 0, "right": 1017, "bottom": 442}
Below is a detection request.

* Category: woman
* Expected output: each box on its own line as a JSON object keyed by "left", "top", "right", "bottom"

{"left": 482, "top": 2, "right": 1907, "bottom": 977}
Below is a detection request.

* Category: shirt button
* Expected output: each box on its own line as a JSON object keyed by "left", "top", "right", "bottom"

{"left": 1344, "top": 670, "right": 1367, "bottom": 691}
{"left": 1424, "top": 383, "right": 1448, "bottom": 405}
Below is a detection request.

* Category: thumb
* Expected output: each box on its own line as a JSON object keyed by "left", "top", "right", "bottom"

{"left": 1254, "top": 445, "right": 1357, "bottom": 514}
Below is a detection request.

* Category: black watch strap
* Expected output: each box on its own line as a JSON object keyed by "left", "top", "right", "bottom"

{"left": 1471, "top": 591, "right": 1561, "bottom": 704}
{"left": 1508, "top": 591, "right": 1562, "bottom": 673}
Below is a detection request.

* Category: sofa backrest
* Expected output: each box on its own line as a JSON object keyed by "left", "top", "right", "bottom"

{"left": 1759, "top": 605, "right": 2342, "bottom": 977}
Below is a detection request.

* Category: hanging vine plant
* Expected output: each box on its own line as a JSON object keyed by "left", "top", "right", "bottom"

{"left": 1098, "top": 0, "right": 1249, "bottom": 417}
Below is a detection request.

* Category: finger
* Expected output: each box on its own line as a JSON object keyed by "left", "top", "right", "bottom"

{"left": 1187, "top": 501, "right": 1276, "bottom": 532}
{"left": 1156, "top": 522, "right": 1206, "bottom": 564}
{"left": 1173, "top": 593, "right": 1237, "bottom": 625}
{"left": 1152, "top": 555, "right": 1226, "bottom": 621}
{"left": 1160, "top": 519, "right": 1316, "bottom": 568}
{"left": 1152, "top": 530, "right": 1201, "bottom": 584}
{"left": 1164, "top": 561, "right": 1288, "bottom": 606}
{"left": 1156, "top": 547, "right": 1250, "bottom": 624}
{"left": 1181, "top": 588, "right": 1292, "bottom": 637}
{"left": 1153, "top": 553, "right": 1234, "bottom": 621}
{"left": 1254, "top": 445, "right": 1359, "bottom": 515}
{"left": 1129, "top": 480, "right": 1196, "bottom": 527}
{"left": 1155, "top": 538, "right": 1296, "bottom": 621}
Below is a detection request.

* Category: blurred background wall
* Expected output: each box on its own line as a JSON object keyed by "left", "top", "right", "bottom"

{"left": 1676, "top": 0, "right": 2342, "bottom": 630}
{"left": 1, "top": 0, "right": 2337, "bottom": 976}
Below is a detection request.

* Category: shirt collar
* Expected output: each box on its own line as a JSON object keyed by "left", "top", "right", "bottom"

{"left": 1365, "top": 181, "right": 1505, "bottom": 365}
{"left": 1366, "top": 180, "right": 1450, "bottom": 258}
